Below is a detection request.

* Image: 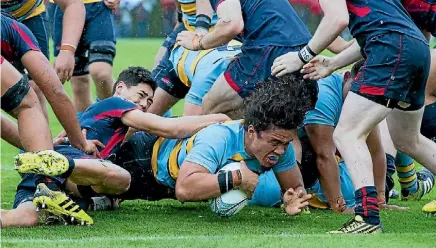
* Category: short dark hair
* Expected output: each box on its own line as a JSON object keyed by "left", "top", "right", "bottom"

{"left": 243, "top": 73, "right": 318, "bottom": 132}
{"left": 112, "top": 67, "right": 157, "bottom": 94}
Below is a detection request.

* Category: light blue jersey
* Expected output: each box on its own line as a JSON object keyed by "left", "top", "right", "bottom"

{"left": 178, "top": 0, "right": 218, "bottom": 32}
{"left": 152, "top": 120, "right": 297, "bottom": 189}
{"left": 299, "top": 73, "right": 344, "bottom": 137}
{"left": 248, "top": 161, "right": 355, "bottom": 208}
{"left": 170, "top": 41, "right": 242, "bottom": 105}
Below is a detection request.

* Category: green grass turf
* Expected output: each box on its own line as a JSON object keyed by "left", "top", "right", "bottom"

{"left": 1, "top": 39, "right": 436, "bottom": 248}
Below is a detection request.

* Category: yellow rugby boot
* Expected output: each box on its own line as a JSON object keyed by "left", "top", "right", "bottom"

{"left": 15, "top": 150, "right": 70, "bottom": 176}
{"left": 329, "top": 215, "right": 383, "bottom": 234}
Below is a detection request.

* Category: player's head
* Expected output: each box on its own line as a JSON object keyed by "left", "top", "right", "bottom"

{"left": 243, "top": 73, "right": 318, "bottom": 169}
{"left": 113, "top": 67, "right": 157, "bottom": 112}
{"left": 342, "top": 60, "right": 364, "bottom": 100}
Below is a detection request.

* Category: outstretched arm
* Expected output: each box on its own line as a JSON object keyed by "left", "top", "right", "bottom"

{"left": 176, "top": 0, "right": 243, "bottom": 50}
{"left": 121, "top": 110, "right": 231, "bottom": 139}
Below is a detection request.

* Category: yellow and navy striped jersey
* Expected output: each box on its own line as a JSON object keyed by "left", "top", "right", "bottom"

{"left": 152, "top": 121, "right": 297, "bottom": 189}
{"left": 178, "top": 0, "right": 218, "bottom": 31}
{"left": 48, "top": 0, "right": 101, "bottom": 4}
{"left": 1, "top": 0, "right": 46, "bottom": 21}
{"left": 170, "top": 39, "right": 241, "bottom": 87}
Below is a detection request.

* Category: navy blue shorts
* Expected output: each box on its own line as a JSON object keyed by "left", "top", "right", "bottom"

{"left": 22, "top": 14, "right": 49, "bottom": 59}
{"left": 53, "top": 2, "right": 116, "bottom": 76}
{"left": 13, "top": 174, "right": 65, "bottom": 209}
{"left": 54, "top": 145, "right": 96, "bottom": 159}
{"left": 152, "top": 24, "right": 188, "bottom": 99}
{"left": 224, "top": 45, "right": 305, "bottom": 98}
{"left": 422, "top": 102, "right": 436, "bottom": 141}
{"left": 351, "top": 33, "right": 430, "bottom": 110}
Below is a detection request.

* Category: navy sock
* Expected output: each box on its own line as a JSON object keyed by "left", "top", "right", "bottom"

{"left": 62, "top": 158, "right": 76, "bottom": 178}
{"left": 354, "top": 186, "right": 380, "bottom": 225}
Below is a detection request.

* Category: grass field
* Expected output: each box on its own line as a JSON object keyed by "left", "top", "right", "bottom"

{"left": 1, "top": 39, "right": 435, "bottom": 248}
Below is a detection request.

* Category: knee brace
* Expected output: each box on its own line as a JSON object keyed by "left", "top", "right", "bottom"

{"left": 88, "top": 40, "right": 116, "bottom": 65}
{"left": 1, "top": 75, "right": 30, "bottom": 113}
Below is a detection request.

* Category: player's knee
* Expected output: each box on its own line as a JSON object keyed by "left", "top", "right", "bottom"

{"left": 90, "top": 65, "right": 113, "bottom": 85}
{"left": 71, "top": 75, "right": 91, "bottom": 94}
{"left": 105, "top": 168, "right": 131, "bottom": 194}
{"left": 392, "top": 135, "right": 419, "bottom": 154}
{"left": 333, "top": 127, "right": 350, "bottom": 150}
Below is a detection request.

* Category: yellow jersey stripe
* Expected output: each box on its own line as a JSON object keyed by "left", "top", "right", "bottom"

{"left": 49, "top": 0, "right": 102, "bottom": 4}
{"left": 180, "top": 2, "right": 196, "bottom": 15}
{"left": 151, "top": 137, "right": 166, "bottom": 178}
{"left": 168, "top": 140, "right": 184, "bottom": 180}
{"left": 177, "top": 49, "right": 191, "bottom": 87}
{"left": 189, "top": 49, "right": 214, "bottom": 76}
{"left": 26, "top": 3, "right": 45, "bottom": 19}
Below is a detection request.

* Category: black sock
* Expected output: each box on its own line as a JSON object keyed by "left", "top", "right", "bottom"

{"left": 62, "top": 158, "right": 76, "bottom": 178}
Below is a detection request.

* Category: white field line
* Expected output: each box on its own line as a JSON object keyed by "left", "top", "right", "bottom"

{"left": 3, "top": 233, "right": 436, "bottom": 243}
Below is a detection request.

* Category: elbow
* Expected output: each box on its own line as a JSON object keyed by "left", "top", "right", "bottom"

{"left": 228, "top": 19, "right": 244, "bottom": 37}
{"left": 316, "top": 152, "right": 337, "bottom": 172}
{"left": 334, "top": 16, "right": 349, "bottom": 31}
{"left": 175, "top": 184, "right": 192, "bottom": 203}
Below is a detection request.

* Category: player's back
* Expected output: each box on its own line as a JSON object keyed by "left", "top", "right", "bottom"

{"left": 347, "top": 0, "right": 427, "bottom": 47}
{"left": 1, "top": 0, "right": 45, "bottom": 21}
{"left": 210, "top": 0, "right": 311, "bottom": 47}
{"left": 402, "top": 0, "right": 436, "bottom": 36}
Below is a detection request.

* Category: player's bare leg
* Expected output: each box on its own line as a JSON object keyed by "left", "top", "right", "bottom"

{"left": 183, "top": 102, "right": 203, "bottom": 116}
{"left": 148, "top": 88, "right": 180, "bottom": 116}
{"left": 1, "top": 202, "right": 39, "bottom": 227}
{"left": 89, "top": 62, "right": 114, "bottom": 101}
{"left": 386, "top": 108, "right": 436, "bottom": 174}
{"left": 71, "top": 75, "right": 93, "bottom": 112}
{"left": 203, "top": 74, "right": 243, "bottom": 119}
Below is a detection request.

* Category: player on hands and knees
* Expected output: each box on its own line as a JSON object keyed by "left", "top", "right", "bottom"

{"left": 289, "top": 0, "right": 436, "bottom": 234}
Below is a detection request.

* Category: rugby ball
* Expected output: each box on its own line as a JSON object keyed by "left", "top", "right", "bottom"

{"left": 209, "top": 162, "right": 248, "bottom": 217}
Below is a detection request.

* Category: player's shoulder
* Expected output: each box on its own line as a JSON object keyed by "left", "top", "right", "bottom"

{"left": 196, "top": 120, "right": 243, "bottom": 142}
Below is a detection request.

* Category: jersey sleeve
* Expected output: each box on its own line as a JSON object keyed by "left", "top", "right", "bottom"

{"left": 9, "top": 18, "right": 40, "bottom": 59}
{"left": 93, "top": 97, "right": 138, "bottom": 121}
{"left": 272, "top": 143, "right": 297, "bottom": 173}
{"left": 183, "top": 125, "right": 231, "bottom": 173}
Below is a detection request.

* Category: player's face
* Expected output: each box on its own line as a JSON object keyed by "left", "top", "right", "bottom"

{"left": 117, "top": 82, "right": 155, "bottom": 111}
{"left": 246, "top": 125, "right": 296, "bottom": 169}
{"left": 342, "top": 71, "right": 353, "bottom": 101}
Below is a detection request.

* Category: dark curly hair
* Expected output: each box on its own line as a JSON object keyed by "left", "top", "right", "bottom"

{"left": 243, "top": 73, "right": 318, "bottom": 132}
{"left": 112, "top": 67, "right": 157, "bottom": 94}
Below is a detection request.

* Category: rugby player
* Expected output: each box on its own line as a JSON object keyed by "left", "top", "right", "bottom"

{"left": 274, "top": 0, "right": 436, "bottom": 233}
{"left": 175, "top": 0, "right": 352, "bottom": 119}
{"left": 16, "top": 74, "right": 319, "bottom": 216}
{"left": 1, "top": 0, "right": 85, "bottom": 118}
{"left": 50, "top": 0, "right": 119, "bottom": 112}
{"left": 7, "top": 67, "right": 229, "bottom": 227}
{"left": 1, "top": 14, "right": 100, "bottom": 155}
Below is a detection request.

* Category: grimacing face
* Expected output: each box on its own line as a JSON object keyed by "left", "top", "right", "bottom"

{"left": 115, "top": 81, "right": 154, "bottom": 112}
{"left": 245, "top": 125, "right": 296, "bottom": 169}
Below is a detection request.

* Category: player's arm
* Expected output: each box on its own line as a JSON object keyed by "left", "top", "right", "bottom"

{"left": 307, "top": 0, "right": 349, "bottom": 54}
{"left": 366, "top": 125, "right": 387, "bottom": 204}
{"left": 121, "top": 110, "right": 231, "bottom": 139}
{"left": 52, "top": 0, "right": 85, "bottom": 82}
{"left": 177, "top": 0, "right": 243, "bottom": 50}
{"left": 327, "top": 37, "right": 355, "bottom": 54}
{"left": 275, "top": 166, "right": 305, "bottom": 194}
{"left": 21, "top": 51, "right": 91, "bottom": 153}
{"left": 305, "top": 124, "right": 345, "bottom": 213}
{"left": 1, "top": 114, "right": 22, "bottom": 150}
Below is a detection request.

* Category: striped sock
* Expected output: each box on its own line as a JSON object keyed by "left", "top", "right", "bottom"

{"left": 355, "top": 186, "right": 380, "bottom": 225}
{"left": 395, "top": 151, "right": 418, "bottom": 194}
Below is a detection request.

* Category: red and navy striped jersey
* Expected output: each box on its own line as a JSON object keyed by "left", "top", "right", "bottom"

{"left": 78, "top": 97, "right": 138, "bottom": 159}
{"left": 346, "top": 0, "right": 427, "bottom": 47}
{"left": 1, "top": 14, "right": 39, "bottom": 67}
{"left": 403, "top": 0, "right": 436, "bottom": 36}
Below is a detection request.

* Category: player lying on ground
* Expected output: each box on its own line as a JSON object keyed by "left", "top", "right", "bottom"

{"left": 1, "top": 13, "right": 100, "bottom": 155}
{"left": 274, "top": 0, "right": 436, "bottom": 233}
{"left": 175, "top": 0, "right": 352, "bottom": 119}
{"left": 2, "top": 67, "right": 229, "bottom": 228}
{"left": 16, "top": 74, "right": 319, "bottom": 217}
